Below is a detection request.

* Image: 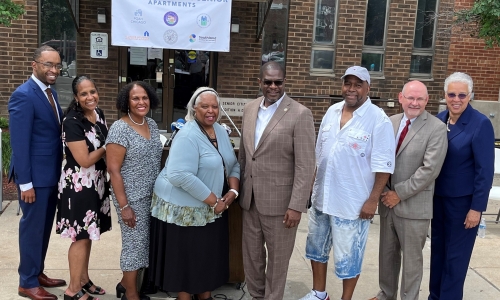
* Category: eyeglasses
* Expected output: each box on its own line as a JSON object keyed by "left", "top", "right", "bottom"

{"left": 34, "top": 61, "right": 63, "bottom": 70}
{"left": 447, "top": 93, "right": 469, "bottom": 100}
{"left": 93, "top": 124, "right": 106, "bottom": 140}
{"left": 402, "top": 94, "right": 427, "bottom": 102}
{"left": 262, "top": 80, "right": 284, "bottom": 86}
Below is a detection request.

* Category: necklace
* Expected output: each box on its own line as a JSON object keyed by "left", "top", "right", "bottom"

{"left": 446, "top": 117, "right": 451, "bottom": 132}
{"left": 128, "top": 112, "right": 145, "bottom": 126}
{"left": 195, "top": 120, "right": 217, "bottom": 145}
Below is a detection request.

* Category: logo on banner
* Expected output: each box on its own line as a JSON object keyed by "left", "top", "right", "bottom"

{"left": 132, "top": 9, "right": 146, "bottom": 24}
{"left": 164, "top": 12, "right": 178, "bottom": 26}
{"left": 197, "top": 14, "right": 211, "bottom": 28}
{"left": 163, "top": 30, "right": 178, "bottom": 44}
{"left": 198, "top": 36, "right": 216, "bottom": 43}
{"left": 187, "top": 50, "right": 197, "bottom": 63}
{"left": 189, "top": 34, "right": 197, "bottom": 43}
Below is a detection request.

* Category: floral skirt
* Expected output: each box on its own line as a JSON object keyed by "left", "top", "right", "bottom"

{"left": 56, "top": 168, "right": 111, "bottom": 241}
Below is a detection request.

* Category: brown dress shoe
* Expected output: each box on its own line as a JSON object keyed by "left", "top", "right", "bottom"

{"left": 38, "top": 273, "right": 67, "bottom": 288}
{"left": 18, "top": 286, "right": 58, "bottom": 300}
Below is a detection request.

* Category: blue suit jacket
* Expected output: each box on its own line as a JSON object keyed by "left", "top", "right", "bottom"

{"left": 8, "top": 77, "right": 63, "bottom": 188}
{"left": 435, "top": 104, "right": 494, "bottom": 212}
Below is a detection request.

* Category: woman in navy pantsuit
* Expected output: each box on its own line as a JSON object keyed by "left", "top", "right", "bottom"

{"left": 430, "top": 72, "right": 495, "bottom": 299}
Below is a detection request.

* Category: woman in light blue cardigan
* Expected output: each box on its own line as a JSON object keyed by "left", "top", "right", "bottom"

{"left": 148, "top": 87, "right": 240, "bottom": 300}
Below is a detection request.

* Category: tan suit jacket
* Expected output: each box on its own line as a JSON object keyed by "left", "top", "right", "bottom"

{"left": 239, "top": 95, "right": 316, "bottom": 215}
{"left": 379, "top": 111, "right": 448, "bottom": 219}
{"left": 376, "top": 111, "right": 448, "bottom": 300}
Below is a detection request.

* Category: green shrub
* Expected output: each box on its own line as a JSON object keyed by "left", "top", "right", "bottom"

{"left": 0, "top": 117, "right": 8, "bottom": 129}
{"left": 1, "top": 131, "right": 11, "bottom": 176}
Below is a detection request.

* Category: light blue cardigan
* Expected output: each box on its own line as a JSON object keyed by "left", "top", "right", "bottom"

{"left": 151, "top": 120, "right": 240, "bottom": 226}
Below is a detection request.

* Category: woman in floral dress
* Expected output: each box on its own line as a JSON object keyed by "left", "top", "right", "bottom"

{"left": 56, "top": 75, "right": 111, "bottom": 300}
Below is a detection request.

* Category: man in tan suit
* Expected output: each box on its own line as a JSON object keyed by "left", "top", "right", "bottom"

{"left": 239, "top": 61, "right": 316, "bottom": 299}
{"left": 370, "top": 81, "right": 448, "bottom": 300}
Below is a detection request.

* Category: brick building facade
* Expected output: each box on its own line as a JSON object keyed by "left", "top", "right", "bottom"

{"left": 447, "top": 0, "right": 500, "bottom": 101}
{"left": 2, "top": 0, "right": 496, "bottom": 130}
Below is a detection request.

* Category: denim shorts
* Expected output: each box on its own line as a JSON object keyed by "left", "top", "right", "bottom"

{"left": 305, "top": 207, "right": 370, "bottom": 279}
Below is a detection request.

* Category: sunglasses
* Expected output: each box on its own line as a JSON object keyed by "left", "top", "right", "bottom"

{"left": 447, "top": 93, "right": 469, "bottom": 100}
{"left": 94, "top": 124, "right": 106, "bottom": 139}
{"left": 262, "top": 80, "right": 284, "bottom": 86}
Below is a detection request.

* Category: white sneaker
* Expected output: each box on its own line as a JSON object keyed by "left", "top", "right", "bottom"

{"left": 299, "top": 290, "right": 330, "bottom": 300}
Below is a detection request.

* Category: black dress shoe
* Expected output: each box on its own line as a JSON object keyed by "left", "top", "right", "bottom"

{"left": 116, "top": 282, "right": 150, "bottom": 300}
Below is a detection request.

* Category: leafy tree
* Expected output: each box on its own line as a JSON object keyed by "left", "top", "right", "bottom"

{"left": 0, "top": 0, "right": 25, "bottom": 27}
{"left": 40, "top": 0, "right": 76, "bottom": 42}
{"left": 455, "top": 0, "right": 500, "bottom": 47}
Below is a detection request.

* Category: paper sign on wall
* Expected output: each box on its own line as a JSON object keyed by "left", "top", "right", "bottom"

{"left": 90, "top": 32, "right": 108, "bottom": 59}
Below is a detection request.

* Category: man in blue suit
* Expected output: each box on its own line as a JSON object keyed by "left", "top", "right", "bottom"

{"left": 9, "top": 45, "right": 66, "bottom": 300}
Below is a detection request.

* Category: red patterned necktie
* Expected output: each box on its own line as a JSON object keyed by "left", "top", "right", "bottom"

{"left": 45, "top": 88, "right": 60, "bottom": 124}
{"left": 396, "top": 119, "right": 411, "bottom": 153}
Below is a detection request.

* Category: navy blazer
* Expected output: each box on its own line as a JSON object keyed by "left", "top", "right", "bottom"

{"left": 435, "top": 104, "right": 494, "bottom": 212}
{"left": 8, "top": 77, "right": 63, "bottom": 187}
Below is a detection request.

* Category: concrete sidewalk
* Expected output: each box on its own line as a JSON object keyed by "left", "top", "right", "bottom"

{"left": 1, "top": 199, "right": 500, "bottom": 300}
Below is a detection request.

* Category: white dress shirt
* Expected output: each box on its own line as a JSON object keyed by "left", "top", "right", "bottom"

{"left": 395, "top": 115, "right": 415, "bottom": 143}
{"left": 254, "top": 94, "right": 285, "bottom": 149}
{"left": 312, "top": 98, "right": 395, "bottom": 219}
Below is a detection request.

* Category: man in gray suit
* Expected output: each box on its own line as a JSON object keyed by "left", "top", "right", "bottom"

{"left": 239, "top": 61, "right": 316, "bottom": 299}
{"left": 370, "top": 80, "right": 448, "bottom": 300}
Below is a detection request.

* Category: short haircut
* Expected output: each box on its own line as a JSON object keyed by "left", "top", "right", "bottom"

{"left": 444, "top": 72, "right": 473, "bottom": 94}
{"left": 116, "top": 81, "right": 160, "bottom": 113}
{"left": 33, "top": 45, "right": 58, "bottom": 61}
{"left": 259, "top": 61, "right": 285, "bottom": 78}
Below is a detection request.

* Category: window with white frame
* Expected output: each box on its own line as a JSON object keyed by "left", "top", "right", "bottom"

{"left": 310, "top": 0, "right": 338, "bottom": 75}
{"left": 361, "top": 0, "right": 389, "bottom": 75}
{"left": 410, "top": 0, "right": 438, "bottom": 77}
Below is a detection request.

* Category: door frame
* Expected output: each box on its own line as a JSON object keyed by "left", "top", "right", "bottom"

{"left": 118, "top": 47, "right": 217, "bottom": 130}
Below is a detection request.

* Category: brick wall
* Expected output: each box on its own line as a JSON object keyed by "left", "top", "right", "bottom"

{"left": 0, "top": 0, "right": 119, "bottom": 122}
{"left": 78, "top": 0, "right": 120, "bottom": 122}
{"left": 217, "top": 0, "right": 454, "bottom": 128}
{"left": 0, "top": 0, "right": 38, "bottom": 119}
{"left": 448, "top": 0, "right": 500, "bottom": 101}
{"left": 1, "top": 0, "right": 458, "bottom": 125}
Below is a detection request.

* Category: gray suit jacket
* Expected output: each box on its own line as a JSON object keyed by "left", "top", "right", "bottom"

{"left": 238, "top": 95, "right": 316, "bottom": 216}
{"left": 379, "top": 111, "right": 448, "bottom": 219}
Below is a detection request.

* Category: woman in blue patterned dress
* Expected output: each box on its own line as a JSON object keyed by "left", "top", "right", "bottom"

{"left": 106, "top": 81, "right": 163, "bottom": 300}
{"left": 56, "top": 75, "right": 111, "bottom": 300}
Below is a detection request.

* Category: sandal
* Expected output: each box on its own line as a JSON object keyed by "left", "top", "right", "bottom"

{"left": 64, "top": 289, "right": 98, "bottom": 300}
{"left": 82, "top": 280, "right": 106, "bottom": 295}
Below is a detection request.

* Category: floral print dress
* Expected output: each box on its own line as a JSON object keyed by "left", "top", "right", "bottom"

{"left": 56, "top": 108, "right": 112, "bottom": 241}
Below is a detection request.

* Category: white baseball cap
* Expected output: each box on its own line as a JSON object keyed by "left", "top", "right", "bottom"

{"left": 341, "top": 66, "right": 370, "bottom": 85}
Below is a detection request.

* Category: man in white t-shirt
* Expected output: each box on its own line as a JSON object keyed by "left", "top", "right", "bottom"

{"left": 300, "top": 66, "right": 395, "bottom": 300}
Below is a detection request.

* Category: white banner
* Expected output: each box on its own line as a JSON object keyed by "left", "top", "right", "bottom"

{"left": 111, "top": 0, "right": 232, "bottom": 52}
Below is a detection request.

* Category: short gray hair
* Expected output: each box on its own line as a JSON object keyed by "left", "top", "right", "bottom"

{"left": 185, "top": 87, "right": 222, "bottom": 122}
{"left": 444, "top": 72, "right": 473, "bottom": 94}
